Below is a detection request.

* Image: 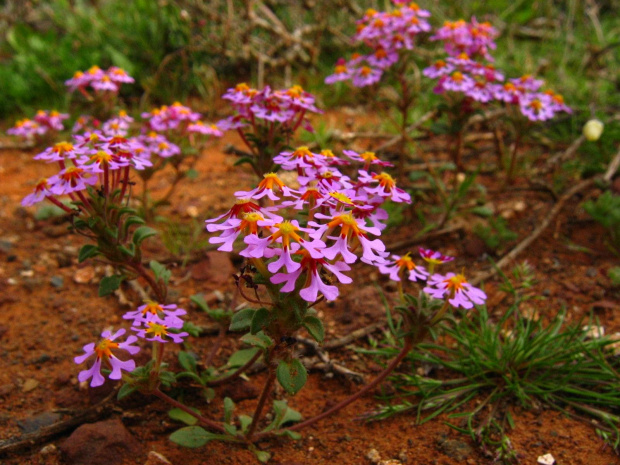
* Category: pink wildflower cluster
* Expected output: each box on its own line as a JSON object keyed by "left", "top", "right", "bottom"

{"left": 425, "top": 18, "right": 571, "bottom": 121}
{"left": 379, "top": 247, "right": 486, "bottom": 309}
{"left": 325, "top": 2, "right": 431, "bottom": 87}
{"left": 219, "top": 83, "right": 321, "bottom": 133}
{"left": 75, "top": 302, "right": 188, "bottom": 387}
{"left": 207, "top": 146, "right": 411, "bottom": 302}
{"left": 7, "top": 110, "right": 69, "bottom": 141}
{"left": 65, "top": 65, "right": 134, "bottom": 96}
{"left": 21, "top": 130, "right": 156, "bottom": 209}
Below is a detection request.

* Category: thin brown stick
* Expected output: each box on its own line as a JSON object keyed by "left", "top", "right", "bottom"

{"left": 471, "top": 179, "right": 594, "bottom": 285}
{"left": 473, "top": 147, "right": 620, "bottom": 285}
{"left": 323, "top": 322, "right": 384, "bottom": 351}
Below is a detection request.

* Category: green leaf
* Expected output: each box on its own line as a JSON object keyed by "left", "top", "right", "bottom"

{"left": 118, "top": 244, "right": 135, "bottom": 257}
{"left": 229, "top": 308, "right": 256, "bottom": 331}
{"left": 190, "top": 294, "right": 210, "bottom": 312}
{"left": 223, "top": 397, "right": 235, "bottom": 424}
{"left": 254, "top": 450, "right": 271, "bottom": 463}
{"left": 98, "top": 274, "right": 124, "bottom": 296}
{"left": 278, "top": 429, "right": 302, "bottom": 440}
{"left": 233, "top": 156, "right": 255, "bottom": 167}
{"left": 185, "top": 168, "right": 199, "bottom": 180}
{"left": 178, "top": 351, "right": 197, "bottom": 372}
{"left": 239, "top": 414, "right": 253, "bottom": 432}
{"left": 169, "top": 407, "right": 200, "bottom": 425}
{"left": 223, "top": 423, "right": 237, "bottom": 436}
{"left": 471, "top": 206, "right": 494, "bottom": 217}
{"left": 169, "top": 426, "right": 216, "bottom": 448}
{"left": 132, "top": 226, "right": 158, "bottom": 246}
{"left": 303, "top": 315, "right": 325, "bottom": 343}
{"left": 227, "top": 348, "right": 259, "bottom": 368}
{"left": 272, "top": 399, "right": 303, "bottom": 426}
{"left": 276, "top": 359, "right": 307, "bottom": 395}
{"left": 150, "top": 260, "right": 171, "bottom": 284}
{"left": 240, "top": 332, "right": 272, "bottom": 350}
{"left": 78, "top": 244, "right": 100, "bottom": 263}
{"left": 251, "top": 307, "right": 270, "bottom": 335}
{"left": 117, "top": 383, "right": 136, "bottom": 400}
{"left": 122, "top": 215, "right": 146, "bottom": 237}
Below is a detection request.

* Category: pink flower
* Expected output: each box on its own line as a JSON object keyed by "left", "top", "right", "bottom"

{"left": 379, "top": 253, "right": 428, "bottom": 282}
{"left": 357, "top": 170, "right": 411, "bottom": 203}
{"left": 271, "top": 249, "right": 352, "bottom": 302}
{"left": 123, "top": 301, "right": 186, "bottom": 327}
{"left": 519, "top": 93, "right": 555, "bottom": 121}
{"left": 235, "top": 172, "right": 296, "bottom": 202}
{"left": 342, "top": 150, "right": 393, "bottom": 170}
{"left": 423, "top": 272, "right": 487, "bottom": 309}
{"left": 351, "top": 66, "right": 383, "bottom": 87}
{"left": 47, "top": 166, "right": 98, "bottom": 195}
{"left": 74, "top": 328, "right": 140, "bottom": 387}
{"left": 419, "top": 248, "right": 455, "bottom": 266}
{"left": 132, "top": 315, "right": 188, "bottom": 344}
{"left": 22, "top": 178, "right": 52, "bottom": 207}
{"left": 325, "top": 59, "right": 353, "bottom": 84}
{"left": 423, "top": 59, "right": 455, "bottom": 79}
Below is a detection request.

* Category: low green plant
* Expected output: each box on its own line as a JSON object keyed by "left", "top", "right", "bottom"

{"left": 473, "top": 216, "right": 518, "bottom": 253}
{"left": 582, "top": 190, "right": 620, "bottom": 252}
{"left": 368, "top": 268, "right": 620, "bottom": 463}
{"left": 608, "top": 267, "right": 620, "bottom": 287}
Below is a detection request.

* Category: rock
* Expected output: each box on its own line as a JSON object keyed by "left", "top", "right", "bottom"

{"left": 39, "top": 443, "right": 58, "bottom": 456}
{"left": 22, "top": 378, "right": 40, "bottom": 393}
{"left": 18, "top": 412, "right": 62, "bottom": 433}
{"left": 144, "top": 450, "right": 173, "bottom": 465}
{"left": 366, "top": 448, "right": 381, "bottom": 463}
{"left": 190, "top": 252, "right": 234, "bottom": 284}
{"left": 60, "top": 418, "right": 142, "bottom": 465}
{"left": 50, "top": 276, "right": 64, "bottom": 288}
{"left": 438, "top": 439, "right": 473, "bottom": 461}
{"left": 74, "top": 266, "right": 96, "bottom": 284}
{"left": 379, "top": 461, "right": 402, "bottom": 465}
{"left": 537, "top": 453, "right": 555, "bottom": 465}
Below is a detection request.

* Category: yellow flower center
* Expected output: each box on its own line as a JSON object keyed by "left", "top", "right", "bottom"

{"left": 91, "top": 150, "right": 112, "bottom": 164}
{"left": 372, "top": 172, "right": 396, "bottom": 191}
{"left": 94, "top": 338, "right": 119, "bottom": 359}
{"left": 53, "top": 142, "right": 74, "bottom": 154}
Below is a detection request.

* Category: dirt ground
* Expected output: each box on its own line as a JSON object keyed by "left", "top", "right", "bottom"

{"left": 0, "top": 111, "right": 619, "bottom": 465}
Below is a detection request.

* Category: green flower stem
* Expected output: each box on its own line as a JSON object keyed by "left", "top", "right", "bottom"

{"left": 429, "top": 299, "right": 452, "bottom": 326}
{"left": 149, "top": 341, "right": 165, "bottom": 391}
{"left": 152, "top": 388, "right": 229, "bottom": 435}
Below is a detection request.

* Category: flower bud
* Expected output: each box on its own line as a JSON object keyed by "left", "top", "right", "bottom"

{"left": 583, "top": 119, "right": 604, "bottom": 142}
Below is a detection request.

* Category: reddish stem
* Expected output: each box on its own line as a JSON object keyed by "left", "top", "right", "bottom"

{"left": 259, "top": 336, "right": 414, "bottom": 437}
{"left": 246, "top": 369, "right": 277, "bottom": 440}
{"left": 152, "top": 388, "right": 228, "bottom": 434}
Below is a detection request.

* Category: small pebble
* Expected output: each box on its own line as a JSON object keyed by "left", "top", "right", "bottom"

{"left": 537, "top": 453, "right": 555, "bottom": 465}
{"left": 144, "top": 450, "right": 172, "bottom": 465}
{"left": 22, "top": 378, "right": 40, "bottom": 393}
{"left": 50, "top": 276, "right": 64, "bottom": 288}
{"left": 39, "top": 444, "right": 57, "bottom": 456}
{"left": 367, "top": 448, "right": 381, "bottom": 464}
